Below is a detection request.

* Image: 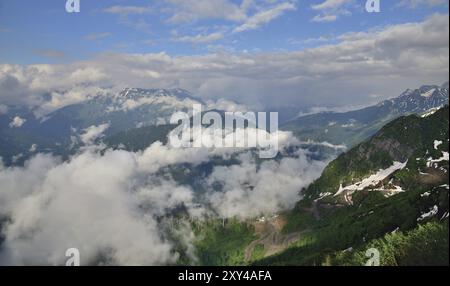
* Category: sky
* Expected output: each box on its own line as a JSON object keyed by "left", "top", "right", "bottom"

{"left": 0, "top": 0, "right": 449, "bottom": 110}
{"left": 0, "top": 0, "right": 448, "bottom": 64}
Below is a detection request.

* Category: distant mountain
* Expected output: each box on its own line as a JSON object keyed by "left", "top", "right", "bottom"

{"left": 282, "top": 82, "right": 449, "bottom": 147}
{"left": 0, "top": 88, "right": 202, "bottom": 165}
{"left": 39, "top": 88, "right": 201, "bottom": 137}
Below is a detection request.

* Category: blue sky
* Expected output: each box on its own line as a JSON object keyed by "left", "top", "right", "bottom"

{"left": 0, "top": 0, "right": 448, "bottom": 64}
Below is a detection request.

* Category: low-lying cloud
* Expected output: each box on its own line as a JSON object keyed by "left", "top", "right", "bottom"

{"left": 0, "top": 129, "right": 327, "bottom": 265}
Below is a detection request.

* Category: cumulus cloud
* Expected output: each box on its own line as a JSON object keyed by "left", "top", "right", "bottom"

{"left": 9, "top": 116, "right": 26, "bottom": 128}
{"left": 0, "top": 151, "right": 178, "bottom": 265}
{"left": 79, "top": 124, "right": 110, "bottom": 145}
{"left": 0, "top": 14, "right": 448, "bottom": 112}
{"left": 205, "top": 151, "right": 326, "bottom": 218}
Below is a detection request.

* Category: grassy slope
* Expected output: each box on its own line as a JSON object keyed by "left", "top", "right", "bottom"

{"left": 193, "top": 219, "right": 257, "bottom": 266}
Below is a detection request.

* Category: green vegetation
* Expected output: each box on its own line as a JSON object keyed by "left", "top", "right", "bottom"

{"left": 282, "top": 209, "right": 317, "bottom": 234}
{"left": 104, "top": 124, "right": 176, "bottom": 151}
{"left": 253, "top": 186, "right": 448, "bottom": 266}
{"left": 193, "top": 219, "right": 256, "bottom": 266}
{"left": 251, "top": 244, "right": 266, "bottom": 261}
{"left": 330, "top": 221, "right": 449, "bottom": 266}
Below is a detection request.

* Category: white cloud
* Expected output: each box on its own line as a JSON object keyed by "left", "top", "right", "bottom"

{"left": 9, "top": 116, "right": 26, "bottom": 128}
{"left": 165, "top": 0, "right": 249, "bottom": 23}
{"left": 311, "top": 0, "right": 353, "bottom": 23}
{"left": 172, "top": 32, "right": 225, "bottom": 44}
{"left": 206, "top": 98, "right": 249, "bottom": 112}
{"left": 0, "top": 152, "right": 179, "bottom": 265}
{"left": 29, "top": 144, "right": 37, "bottom": 152}
{"left": 0, "top": 126, "right": 326, "bottom": 265}
{"left": 80, "top": 124, "right": 110, "bottom": 145}
{"left": 102, "top": 6, "right": 154, "bottom": 33}
{"left": 311, "top": 14, "right": 338, "bottom": 23}
{"left": 103, "top": 6, "right": 153, "bottom": 16}
{"left": 205, "top": 151, "right": 326, "bottom": 218}
{"left": 233, "top": 2, "right": 296, "bottom": 33}
{"left": 311, "top": 0, "right": 353, "bottom": 10}
{"left": 0, "top": 15, "right": 448, "bottom": 112}
{"left": 165, "top": 0, "right": 295, "bottom": 35}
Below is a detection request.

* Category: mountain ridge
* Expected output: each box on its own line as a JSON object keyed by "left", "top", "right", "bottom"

{"left": 281, "top": 82, "right": 449, "bottom": 147}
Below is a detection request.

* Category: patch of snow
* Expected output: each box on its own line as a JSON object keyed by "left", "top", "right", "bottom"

{"left": 421, "top": 192, "right": 431, "bottom": 198}
{"left": 343, "top": 247, "right": 353, "bottom": 253}
{"left": 384, "top": 185, "right": 406, "bottom": 197}
{"left": 335, "top": 161, "right": 408, "bottom": 196}
{"left": 315, "top": 192, "right": 332, "bottom": 202}
{"left": 298, "top": 140, "right": 347, "bottom": 151}
{"left": 421, "top": 106, "right": 442, "bottom": 118}
{"left": 417, "top": 205, "right": 438, "bottom": 221}
{"left": 434, "top": 140, "right": 443, "bottom": 150}
{"left": 421, "top": 88, "right": 436, "bottom": 98}
{"left": 426, "top": 152, "right": 449, "bottom": 167}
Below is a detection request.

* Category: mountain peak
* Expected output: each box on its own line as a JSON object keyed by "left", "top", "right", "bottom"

{"left": 118, "top": 87, "right": 202, "bottom": 103}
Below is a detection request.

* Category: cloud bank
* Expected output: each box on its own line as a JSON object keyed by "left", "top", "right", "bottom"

{"left": 0, "top": 128, "right": 326, "bottom": 265}
{"left": 0, "top": 14, "right": 447, "bottom": 114}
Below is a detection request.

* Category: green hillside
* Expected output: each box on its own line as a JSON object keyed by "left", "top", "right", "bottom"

{"left": 194, "top": 106, "right": 449, "bottom": 266}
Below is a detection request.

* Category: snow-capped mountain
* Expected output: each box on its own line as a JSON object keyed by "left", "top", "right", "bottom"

{"left": 282, "top": 82, "right": 449, "bottom": 147}
{"left": 0, "top": 88, "right": 203, "bottom": 165}
{"left": 380, "top": 82, "right": 448, "bottom": 113}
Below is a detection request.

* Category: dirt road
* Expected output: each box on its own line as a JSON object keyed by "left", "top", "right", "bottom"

{"left": 244, "top": 217, "right": 303, "bottom": 262}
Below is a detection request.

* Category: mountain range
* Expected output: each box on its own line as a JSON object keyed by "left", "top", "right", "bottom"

{"left": 0, "top": 88, "right": 200, "bottom": 165}
{"left": 282, "top": 82, "right": 449, "bottom": 147}
{"left": 1, "top": 82, "right": 448, "bottom": 167}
